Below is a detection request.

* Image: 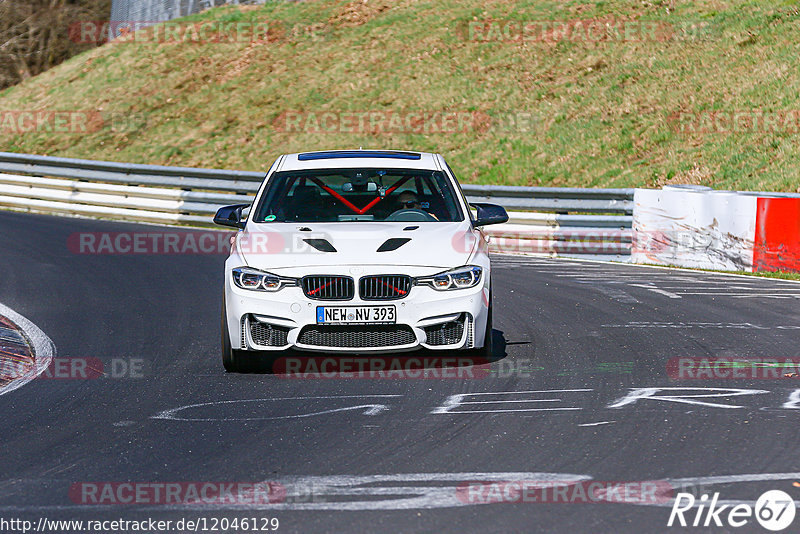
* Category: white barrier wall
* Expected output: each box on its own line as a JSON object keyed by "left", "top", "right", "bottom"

{"left": 632, "top": 186, "right": 758, "bottom": 271}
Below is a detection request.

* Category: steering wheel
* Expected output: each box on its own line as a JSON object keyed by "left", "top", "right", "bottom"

{"left": 385, "top": 209, "right": 437, "bottom": 222}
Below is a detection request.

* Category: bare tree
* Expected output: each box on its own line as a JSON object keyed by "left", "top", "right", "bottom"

{"left": 0, "top": 0, "right": 111, "bottom": 90}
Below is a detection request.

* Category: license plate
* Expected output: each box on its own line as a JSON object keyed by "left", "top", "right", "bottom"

{"left": 316, "top": 306, "right": 396, "bottom": 324}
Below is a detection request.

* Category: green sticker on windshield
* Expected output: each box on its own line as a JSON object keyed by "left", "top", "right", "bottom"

{"left": 265, "top": 215, "right": 277, "bottom": 222}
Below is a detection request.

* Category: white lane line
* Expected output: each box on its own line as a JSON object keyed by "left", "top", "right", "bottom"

{"left": 0, "top": 473, "right": 594, "bottom": 512}
{"left": 437, "top": 389, "right": 593, "bottom": 396}
{"left": 651, "top": 283, "right": 800, "bottom": 289}
{"left": 439, "top": 408, "right": 582, "bottom": 413}
{"left": 4, "top": 471, "right": 800, "bottom": 511}
{"left": 525, "top": 254, "right": 800, "bottom": 284}
{"left": 459, "top": 399, "right": 563, "bottom": 404}
{"left": 556, "top": 274, "right": 652, "bottom": 278}
{"left": 593, "top": 285, "right": 639, "bottom": 303}
{"left": 646, "top": 288, "right": 683, "bottom": 299}
{"left": 601, "top": 322, "right": 800, "bottom": 330}
{"left": 675, "top": 293, "right": 800, "bottom": 298}
{"left": 0, "top": 302, "right": 54, "bottom": 397}
{"left": 670, "top": 472, "right": 800, "bottom": 486}
{"left": 431, "top": 389, "right": 592, "bottom": 414}
{"left": 496, "top": 254, "right": 800, "bottom": 288}
{"left": 629, "top": 284, "right": 682, "bottom": 299}
{"left": 697, "top": 285, "right": 800, "bottom": 290}
{"left": 638, "top": 472, "right": 800, "bottom": 508}
{"left": 578, "top": 421, "right": 615, "bottom": 427}
{"left": 652, "top": 281, "right": 800, "bottom": 293}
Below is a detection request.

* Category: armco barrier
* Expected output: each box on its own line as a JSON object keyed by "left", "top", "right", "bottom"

{"left": 632, "top": 185, "right": 800, "bottom": 272}
{"left": 0, "top": 152, "right": 632, "bottom": 256}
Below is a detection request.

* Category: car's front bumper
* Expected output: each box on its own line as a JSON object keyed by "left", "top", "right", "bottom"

{"left": 224, "top": 266, "right": 490, "bottom": 353}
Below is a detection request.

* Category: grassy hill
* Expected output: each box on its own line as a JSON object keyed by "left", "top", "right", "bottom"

{"left": 1, "top": 0, "right": 800, "bottom": 191}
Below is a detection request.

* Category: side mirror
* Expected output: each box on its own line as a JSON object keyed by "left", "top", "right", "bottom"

{"left": 213, "top": 204, "right": 250, "bottom": 229}
{"left": 471, "top": 203, "right": 509, "bottom": 227}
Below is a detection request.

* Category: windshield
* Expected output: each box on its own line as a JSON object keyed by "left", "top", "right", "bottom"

{"left": 252, "top": 168, "right": 464, "bottom": 223}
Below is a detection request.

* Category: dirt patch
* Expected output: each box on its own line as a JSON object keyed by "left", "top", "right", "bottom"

{"left": 657, "top": 163, "right": 715, "bottom": 187}
{"left": 330, "top": 0, "right": 393, "bottom": 27}
{"left": 217, "top": 38, "right": 275, "bottom": 84}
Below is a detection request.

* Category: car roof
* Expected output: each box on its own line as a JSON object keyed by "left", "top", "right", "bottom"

{"left": 277, "top": 150, "right": 442, "bottom": 172}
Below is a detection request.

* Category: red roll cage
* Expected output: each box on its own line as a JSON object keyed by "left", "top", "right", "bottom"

{"left": 306, "top": 176, "right": 413, "bottom": 215}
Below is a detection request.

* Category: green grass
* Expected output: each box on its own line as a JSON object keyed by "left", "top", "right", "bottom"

{"left": 1, "top": 0, "right": 800, "bottom": 190}
{"left": 705, "top": 269, "right": 800, "bottom": 281}
{"left": 638, "top": 262, "right": 800, "bottom": 280}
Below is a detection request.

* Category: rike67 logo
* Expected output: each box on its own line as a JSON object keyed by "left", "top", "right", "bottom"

{"left": 668, "top": 490, "right": 796, "bottom": 531}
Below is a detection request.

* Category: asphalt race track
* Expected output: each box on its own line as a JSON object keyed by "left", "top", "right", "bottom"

{"left": 3, "top": 210, "right": 800, "bottom": 533}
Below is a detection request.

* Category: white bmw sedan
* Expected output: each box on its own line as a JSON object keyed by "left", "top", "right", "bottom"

{"left": 214, "top": 150, "right": 508, "bottom": 372}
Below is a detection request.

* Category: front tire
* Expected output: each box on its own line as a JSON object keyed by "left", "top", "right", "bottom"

{"left": 221, "top": 299, "right": 246, "bottom": 373}
{"left": 467, "top": 289, "right": 493, "bottom": 360}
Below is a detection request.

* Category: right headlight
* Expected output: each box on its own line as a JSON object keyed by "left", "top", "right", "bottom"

{"left": 415, "top": 265, "right": 483, "bottom": 291}
{"left": 231, "top": 267, "right": 297, "bottom": 292}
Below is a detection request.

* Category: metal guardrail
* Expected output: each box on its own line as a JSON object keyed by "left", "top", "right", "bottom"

{"left": 461, "top": 184, "right": 633, "bottom": 214}
{"left": 0, "top": 152, "right": 263, "bottom": 192}
{"left": 0, "top": 152, "right": 633, "bottom": 255}
{"left": 110, "top": 0, "right": 260, "bottom": 39}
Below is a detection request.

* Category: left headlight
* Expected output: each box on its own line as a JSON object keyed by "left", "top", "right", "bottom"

{"left": 231, "top": 267, "right": 298, "bottom": 292}
{"left": 415, "top": 265, "right": 483, "bottom": 291}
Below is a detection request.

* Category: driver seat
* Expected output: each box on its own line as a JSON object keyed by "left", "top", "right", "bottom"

{"left": 291, "top": 185, "right": 324, "bottom": 221}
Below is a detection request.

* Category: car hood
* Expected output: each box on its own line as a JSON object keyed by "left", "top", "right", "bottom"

{"left": 237, "top": 221, "right": 477, "bottom": 270}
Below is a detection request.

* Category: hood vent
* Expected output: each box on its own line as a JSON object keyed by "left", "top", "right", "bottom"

{"left": 304, "top": 239, "right": 337, "bottom": 252}
{"left": 377, "top": 238, "right": 411, "bottom": 252}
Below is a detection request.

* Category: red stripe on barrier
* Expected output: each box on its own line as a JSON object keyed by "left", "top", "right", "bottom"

{"left": 754, "top": 197, "right": 800, "bottom": 272}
